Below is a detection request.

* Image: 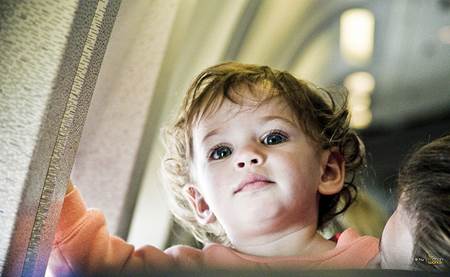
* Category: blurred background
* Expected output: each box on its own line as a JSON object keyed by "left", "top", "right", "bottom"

{"left": 70, "top": 0, "right": 450, "bottom": 251}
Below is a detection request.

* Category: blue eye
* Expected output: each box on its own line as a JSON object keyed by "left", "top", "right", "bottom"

{"left": 209, "top": 145, "right": 233, "bottom": 160}
{"left": 262, "top": 130, "right": 288, "bottom": 145}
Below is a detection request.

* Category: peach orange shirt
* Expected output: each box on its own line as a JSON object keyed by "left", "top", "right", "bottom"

{"left": 48, "top": 188, "right": 379, "bottom": 276}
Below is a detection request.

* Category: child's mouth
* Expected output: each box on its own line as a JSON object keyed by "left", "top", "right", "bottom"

{"left": 234, "top": 173, "right": 275, "bottom": 194}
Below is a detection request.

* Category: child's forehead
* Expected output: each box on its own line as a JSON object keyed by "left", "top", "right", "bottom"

{"left": 195, "top": 81, "right": 278, "bottom": 116}
{"left": 193, "top": 96, "right": 298, "bottom": 132}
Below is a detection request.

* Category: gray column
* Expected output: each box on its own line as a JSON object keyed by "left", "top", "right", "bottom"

{"left": 0, "top": 0, "right": 121, "bottom": 276}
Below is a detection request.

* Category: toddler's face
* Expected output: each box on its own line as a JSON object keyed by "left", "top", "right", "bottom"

{"left": 189, "top": 94, "right": 334, "bottom": 244}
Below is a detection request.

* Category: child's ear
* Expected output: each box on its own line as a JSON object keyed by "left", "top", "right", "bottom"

{"left": 318, "top": 149, "right": 345, "bottom": 195}
{"left": 183, "top": 184, "right": 216, "bottom": 225}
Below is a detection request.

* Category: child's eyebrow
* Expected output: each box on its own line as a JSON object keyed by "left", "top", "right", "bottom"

{"left": 201, "top": 116, "right": 297, "bottom": 143}
{"left": 259, "top": 115, "right": 297, "bottom": 128}
{"left": 200, "top": 116, "right": 297, "bottom": 144}
{"left": 201, "top": 128, "right": 220, "bottom": 144}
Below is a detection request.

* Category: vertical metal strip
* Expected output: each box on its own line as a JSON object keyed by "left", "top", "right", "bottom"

{"left": 20, "top": 1, "right": 110, "bottom": 276}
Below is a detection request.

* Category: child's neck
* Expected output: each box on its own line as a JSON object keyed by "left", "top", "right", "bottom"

{"left": 231, "top": 224, "right": 336, "bottom": 257}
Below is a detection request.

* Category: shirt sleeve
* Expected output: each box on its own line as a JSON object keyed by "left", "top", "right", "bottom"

{"left": 48, "top": 187, "right": 176, "bottom": 276}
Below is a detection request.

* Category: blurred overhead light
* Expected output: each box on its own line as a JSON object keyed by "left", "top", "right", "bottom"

{"left": 349, "top": 94, "right": 371, "bottom": 111}
{"left": 344, "top": 71, "right": 375, "bottom": 95}
{"left": 438, "top": 25, "right": 450, "bottom": 44}
{"left": 350, "top": 109, "right": 372, "bottom": 129}
{"left": 340, "top": 9, "right": 375, "bottom": 65}
{"left": 344, "top": 71, "right": 376, "bottom": 129}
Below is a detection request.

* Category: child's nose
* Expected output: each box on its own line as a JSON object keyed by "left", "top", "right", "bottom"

{"left": 237, "top": 158, "right": 259, "bottom": 168}
{"left": 235, "top": 146, "right": 264, "bottom": 169}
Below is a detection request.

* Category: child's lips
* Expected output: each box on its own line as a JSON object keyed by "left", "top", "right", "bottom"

{"left": 234, "top": 173, "right": 275, "bottom": 194}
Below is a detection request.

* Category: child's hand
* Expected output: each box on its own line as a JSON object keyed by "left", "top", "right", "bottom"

{"left": 66, "top": 180, "right": 74, "bottom": 195}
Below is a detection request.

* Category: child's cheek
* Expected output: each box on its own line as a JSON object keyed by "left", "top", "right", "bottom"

{"left": 207, "top": 161, "right": 230, "bottom": 185}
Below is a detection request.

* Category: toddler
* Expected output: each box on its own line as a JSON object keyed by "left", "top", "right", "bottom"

{"left": 49, "top": 62, "right": 379, "bottom": 276}
{"left": 370, "top": 134, "right": 449, "bottom": 271}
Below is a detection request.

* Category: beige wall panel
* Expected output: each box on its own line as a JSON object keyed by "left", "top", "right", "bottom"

{"left": 71, "top": 0, "right": 179, "bottom": 238}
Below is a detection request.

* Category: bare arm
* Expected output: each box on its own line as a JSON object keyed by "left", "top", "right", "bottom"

{"left": 50, "top": 183, "right": 176, "bottom": 276}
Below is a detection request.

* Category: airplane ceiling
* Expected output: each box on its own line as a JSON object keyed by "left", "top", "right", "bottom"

{"left": 162, "top": 0, "right": 450, "bottom": 130}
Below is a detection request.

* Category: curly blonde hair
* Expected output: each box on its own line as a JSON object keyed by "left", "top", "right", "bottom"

{"left": 162, "top": 62, "right": 365, "bottom": 245}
